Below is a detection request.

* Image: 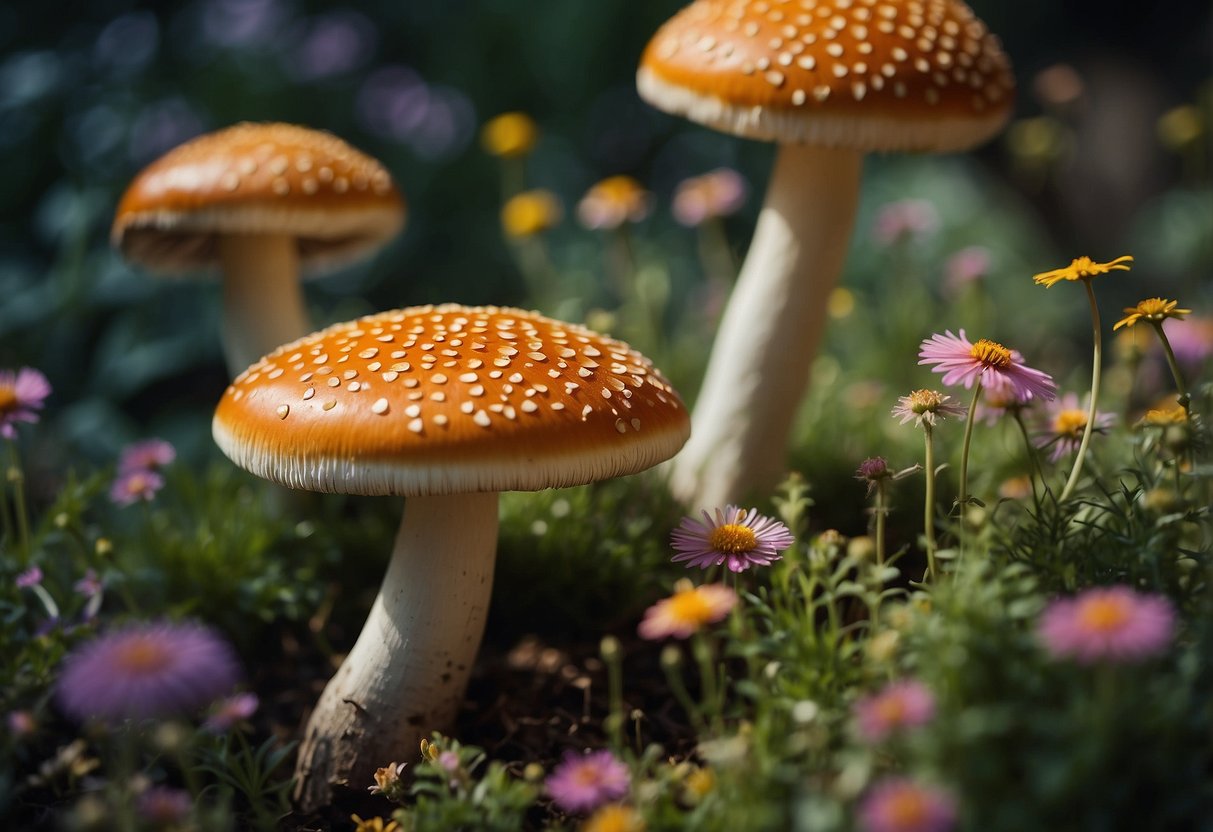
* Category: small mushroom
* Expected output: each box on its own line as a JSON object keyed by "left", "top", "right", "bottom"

{"left": 211, "top": 304, "right": 690, "bottom": 811}
{"left": 638, "top": 0, "right": 1014, "bottom": 507}
{"left": 112, "top": 122, "right": 406, "bottom": 376}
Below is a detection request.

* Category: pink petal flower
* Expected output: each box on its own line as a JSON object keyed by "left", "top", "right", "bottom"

{"left": 638, "top": 581, "right": 738, "bottom": 640}
{"left": 671, "top": 505, "right": 795, "bottom": 572}
{"left": 1038, "top": 586, "right": 1175, "bottom": 664}
{"left": 858, "top": 778, "right": 957, "bottom": 832}
{"left": 0, "top": 367, "right": 51, "bottom": 439}
{"left": 853, "top": 679, "right": 936, "bottom": 743}
{"left": 918, "top": 330, "right": 1057, "bottom": 402}
{"left": 545, "top": 749, "right": 630, "bottom": 813}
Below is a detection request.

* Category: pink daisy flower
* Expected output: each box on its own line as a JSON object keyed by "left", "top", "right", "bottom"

{"left": 853, "top": 679, "right": 936, "bottom": 743}
{"left": 15, "top": 566, "right": 42, "bottom": 589}
{"left": 672, "top": 168, "right": 748, "bottom": 227}
{"left": 204, "top": 692, "right": 259, "bottom": 732}
{"left": 973, "top": 374, "right": 1032, "bottom": 425}
{"left": 671, "top": 505, "right": 795, "bottom": 572}
{"left": 0, "top": 367, "right": 51, "bottom": 439}
{"left": 1034, "top": 393, "right": 1116, "bottom": 462}
{"left": 545, "top": 749, "right": 631, "bottom": 813}
{"left": 918, "top": 330, "right": 1057, "bottom": 402}
{"left": 110, "top": 469, "right": 165, "bottom": 507}
{"left": 117, "top": 438, "right": 177, "bottom": 474}
{"left": 858, "top": 778, "right": 957, "bottom": 832}
{"left": 1037, "top": 586, "right": 1175, "bottom": 664}
{"left": 942, "top": 246, "right": 991, "bottom": 295}
{"left": 638, "top": 579, "right": 738, "bottom": 640}
{"left": 56, "top": 621, "right": 240, "bottom": 724}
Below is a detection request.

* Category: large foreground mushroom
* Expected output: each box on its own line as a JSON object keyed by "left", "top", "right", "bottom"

{"left": 638, "top": 0, "right": 1014, "bottom": 508}
{"left": 112, "top": 122, "right": 406, "bottom": 376}
{"left": 212, "top": 304, "right": 690, "bottom": 810}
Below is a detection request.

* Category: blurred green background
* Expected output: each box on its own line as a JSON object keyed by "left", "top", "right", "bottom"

{"left": 1, "top": 0, "right": 1210, "bottom": 481}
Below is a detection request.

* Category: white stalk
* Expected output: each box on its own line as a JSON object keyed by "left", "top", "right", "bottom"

{"left": 669, "top": 143, "right": 863, "bottom": 508}
{"left": 218, "top": 233, "right": 310, "bottom": 376}
{"left": 292, "top": 491, "right": 500, "bottom": 812}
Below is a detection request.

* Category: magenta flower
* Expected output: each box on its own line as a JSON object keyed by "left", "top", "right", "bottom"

{"left": 15, "top": 566, "right": 43, "bottom": 589}
{"left": 117, "top": 438, "right": 177, "bottom": 474}
{"left": 204, "top": 692, "right": 259, "bottom": 732}
{"left": 6, "top": 710, "right": 36, "bottom": 737}
{"left": 671, "top": 506, "right": 795, "bottom": 572}
{"left": 638, "top": 579, "right": 738, "bottom": 640}
{"left": 672, "top": 168, "right": 748, "bottom": 227}
{"left": 0, "top": 367, "right": 51, "bottom": 438}
{"left": 1037, "top": 586, "right": 1175, "bottom": 664}
{"left": 872, "top": 199, "right": 939, "bottom": 245}
{"left": 56, "top": 621, "right": 240, "bottom": 724}
{"left": 858, "top": 778, "right": 957, "bottom": 832}
{"left": 919, "top": 330, "right": 1057, "bottom": 402}
{"left": 73, "top": 569, "right": 102, "bottom": 598}
{"left": 973, "top": 374, "right": 1031, "bottom": 425}
{"left": 943, "top": 246, "right": 991, "bottom": 295}
{"left": 545, "top": 749, "right": 631, "bottom": 813}
{"left": 1034, "top": 393, "right": 1116, "bottom": 462}
{"left": 110, "top": 469, "right": 165, "bottom": 507}
{"left": 853, "top": 680, "right": 936, "bottom": 743}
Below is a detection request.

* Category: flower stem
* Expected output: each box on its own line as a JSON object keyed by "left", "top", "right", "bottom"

{"left": 873, "top": 481, "right": 886, "bottom": 568}
{"left": 1011, "top": 410, "right": 1045, "bottom": 504}
{"left": 1150, "top": 322, "right": 1191, "bottom": 416}
{"left": 7, "top": 441, "right": 30, "bottom": 566}
{"left": 922, "top": 424, "right": 938, "bottom": 580}
{"left": 1058, "top": 278, "right": 1103, "bottom": 502}
{"left": 958, "top": 381, "right": 983, "bottom": 506}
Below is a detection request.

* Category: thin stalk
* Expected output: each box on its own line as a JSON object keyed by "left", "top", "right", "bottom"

{"left": 8, "top": 441, "right": 30, "bottom": 566}
{"left": 1059, "top": 278, "right": 1103, "bottom": 502}
{"left": 1011, "top": 410, "right": 1045, "bottom": 504}
{"left": 957, "top": 382, "right": 984, "bottom": 506}
{"left": 873, "top": 481, "right": 886, "bottom": 567}
{"left": 922, "top": 425, "right": 938, "bottom": 580}
{"left": 1150, "top": 322, "right": 1191, "bottom": 416}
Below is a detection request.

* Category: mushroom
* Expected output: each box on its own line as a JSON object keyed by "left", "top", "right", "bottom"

{"left": 112, "top": 122, "right": 406, "bottom": 377}
{"left": 211, "top": 304, "right": 690, "bottom": 810}
{"left": 638, "top": 0, "right": 1014, "bottom": 508}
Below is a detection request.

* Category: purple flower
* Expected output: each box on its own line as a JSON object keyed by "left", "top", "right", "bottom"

{"left": 942, "top": 246, "right": 991, "bottom": 295}
{"left": 1158, "top": 315, "right": 1213, "bottom": 370}
{"left": 117, "top": 438, "right": 176, "bottom": 474}
{"left": 1034, "top": 393, "right": 1116, "bottom": 462}
{"left": 853, "top": 680, "right": 936, "bottom": 743}
{"left": 672, "top": 168, "right": 748, "bottom": 227}
{"left": 1037, "top": 586, "right": 1175, "bottom": 664}
{"left": 136, "top": 786, "right": 192, "bottom": 826}
{"left": 73, "top": 569, "right": 102, "bottom": 598}
{"left": 858, "top": 778, "right": 957, "bottom": 832}
{"left": 0, "top": 367, "right": 51, "bottom": 438}
{"left": 671, "top": 506, "right": 795, "bottom": 572}
{"left": 15, "top": 566, "right": 43, "bottom": 589}
{"left": 872, "top": 199, "right": 939, "bottom": 245}
{"left": 919, "top": 330, "right": 1057, "bottom": 403}
{"left": 545, "top": 749, "right": 631, "bottom": 813}
{"left": 110, "top": 469, "right": 165, "bottom": 507}
{"left": 204, "top": 692, "right": 259, "bottom": 732}
{"left": 6, "top": 710, "right": 36, "bottom": 738}
{"left": 56, "top": 621, "right": 240, "bottom": 724}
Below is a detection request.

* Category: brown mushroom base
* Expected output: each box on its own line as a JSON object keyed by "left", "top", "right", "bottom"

{"left": 668, "top": 143, "right": 863, "bottom": 508}
{"left": 219, "top": 233, "right": 311, "bottom": 376}
{"left": 292, "top": 491, "right": 499, "bottom": 812}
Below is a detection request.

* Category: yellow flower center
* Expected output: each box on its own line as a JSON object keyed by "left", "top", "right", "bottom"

{"left": 873, "top": 696, "right": 908, "bottom": 724}
{"left": 1077, "top": 596, "right": 1130, "bottom": 634}
{"left": 112, "top": 637, "right": 171, "bottom": 674}
{"left": 1052, "top": 409, "right": 1088, "bottom": 438}
{"left": 909, "top": 389, "right": 944, "bottom": 414}
{"left": 1136, "top": 298, "right": 1173, "bottom": 318}
{"left": 667, "top": 589, "right": 715, "bottom": 626}
{"left": 970, "top": 339, "right": 1013, "bottom": 369}
{"left": 885, "top": 791, "right": 930, "bottom": 827}
{"left": 709, "top": 523, "right": 758, "bottom": 554}
{"left": 0, "top": 386, "right": 16, "bottom": 414}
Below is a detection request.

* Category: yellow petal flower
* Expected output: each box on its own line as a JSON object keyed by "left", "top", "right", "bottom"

{"left": 501, "top": 190, "right": 562, "bottom": 238}
{"left": 1113, "top": 297, "right": 1192, "bottom": 330}
{"left": 1032, "top": 254, "right": 1133, "bottom": 287}
{"left": 481, "top": 112, "right": 538, "bottom": 158}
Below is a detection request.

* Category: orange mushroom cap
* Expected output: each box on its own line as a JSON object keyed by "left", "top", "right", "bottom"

{"left": 112, "top": 122, "right": 406, "bottom": 275}
{"left": 213, "top": 305, "right": 691, "bottom": 495}
{"left": 638, "top": 0, "right": 1015, "bottom": 151}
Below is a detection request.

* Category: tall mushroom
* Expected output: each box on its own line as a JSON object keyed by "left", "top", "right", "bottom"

{"left": 112, "top": 122, "right": 406, "bottom": 377}
{"left": 638, "top": 0, "right": 1014, "bottom": 508}
{"left": 211, "top": 304, "right": 690, "bottom": 810}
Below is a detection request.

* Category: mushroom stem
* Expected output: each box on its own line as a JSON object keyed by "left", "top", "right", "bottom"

{"left": 669, "top": 143, "right": 863, "bottom": 508}
{"left": 292, "top": 491, "right": 500, "bottom": 812}
{"left": 218, "top": 233, "right": 310, "bottom": 375}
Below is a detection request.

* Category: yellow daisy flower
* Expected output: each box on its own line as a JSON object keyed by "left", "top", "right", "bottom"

{"left": 581, "top": 804, "right": 646, "bottom": 832}
{"left": 1032, "top": 254, "right": 1133, "bottom": 287}
{"left": 501, "top": 189, "right": 562, "bottom": 238}
{"left": 1113, "top": 297, "right": 1192, "bottom": 330}
{"left": 480, "top": 112, "right": 538, "bottom": 158}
